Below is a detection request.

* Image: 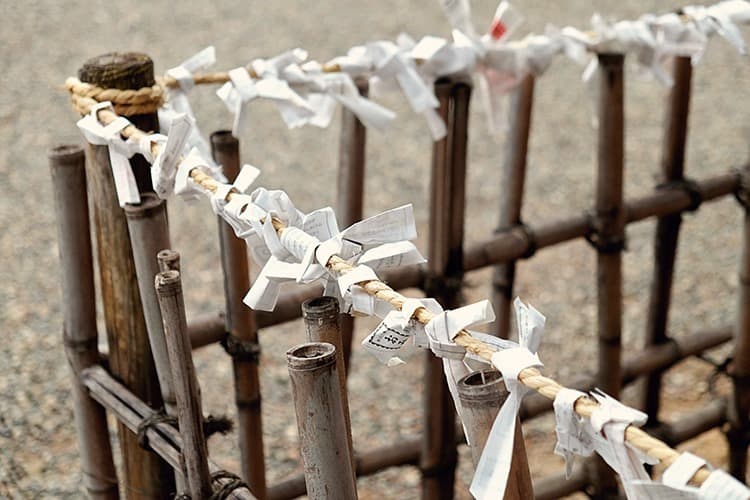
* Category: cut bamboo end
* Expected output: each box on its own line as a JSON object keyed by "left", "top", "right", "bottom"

{"left": 155, "top": 270, "right": 182, "bottom": 295}
{"left": 286, "top": 342, "right": 337, "bottom": 371}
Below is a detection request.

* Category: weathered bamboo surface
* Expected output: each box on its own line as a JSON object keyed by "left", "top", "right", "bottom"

{"left": 287, "top": 343, "right": 358, "bottom": 500}
{"left": 642, "top": 55, "right": 693, "bottom": 422}
{"left": 212, "top": 130, "right": 267, "bottom": 497}
{"left": 156, "top": 271, "right": 212, "bottom": 499}
{"left": 457, "top": 370, "right": 533, "bottom": 500}
{"left": 421, "top": 79, "right": 471, "bottom": 499}
{"left": 50, "top": 144, "right": 119, "bottom": 499}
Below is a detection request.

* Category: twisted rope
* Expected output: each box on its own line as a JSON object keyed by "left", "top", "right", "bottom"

{"left": 75, "top": 98, "right": 713, "bottom": 487}
{"left": 65, "top": 77, "right": 164, "bottom": 115}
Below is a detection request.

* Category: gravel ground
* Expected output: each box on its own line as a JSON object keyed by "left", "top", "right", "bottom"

{"left": 1, "top": 0, "right": 750, "bottom": 498}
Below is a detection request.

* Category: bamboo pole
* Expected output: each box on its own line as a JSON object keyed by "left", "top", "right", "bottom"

{"left": 456, "top": 370, "right": 533, "bottom": 499}
{"left": 78, "top": 52, "right": 174, "bottom": 498}
{"left": 592, "top": 52, "right": 626, "bottom": 498}
{"left": 301, "top": 297, "right": 354, "bottom": 470}
{"left": 124, "top": 195, "right": 177, "bottom": 415}
{"left": 50, "top": 144, "right": 119, "bottom": 499}
{"left": 421, "top": 79, "right": 471, "bottom": 499}
{"left": 729, "top": 177, "right": 750, "bottom": 479}
{"left": 124, "top": 196, "right": 185, "bottom": 491}
{"left": 641, "top": 56, "right": 693, "bottom": 422}
{"left": 286, "top": 342, "right": 358, "bottom": 500}
{"left": 157, "top": 249, "right": 181, "bottom": 272}
{"left": 211, "top": 130, "right": 267, "bottom": 497}
{"left": 155, "top": 271, "right": 212, "bottom": 499}
{"left": 336, "top": 78, "right": 368, "bottom": 373}
{"left": 491, "top": 75, "right": 534, "bottom": 339}
{"left": 464, "top": 172, "right": 738, "bottom": 272}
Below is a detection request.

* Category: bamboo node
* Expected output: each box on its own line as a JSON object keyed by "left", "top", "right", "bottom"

{"left": 584, "top": 211, "right": 627, "bottom": 254}
{"left": 734, "top": 164, "right": 750, "bottom": 210}
{"left": 656, "top": 177, "right": 703, "bottom": 212}
{"left": 220, "top": 334, "right": 261, "bottom": 363}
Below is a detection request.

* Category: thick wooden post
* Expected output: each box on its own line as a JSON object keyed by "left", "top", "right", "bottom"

{"left": 211, "top": 130, "right": 267, "bottom": 498}
{"left": 50, "top": 145, "right": 119, "bottom": 499}
{"left": 591, "top": 53, "right": 626, "bottom": 499}
{"left": 336, "top": 78, "right": 368, "bottom": 373}
{"left": 457, "top": 370, "right": 533, "bottom": 500}
{"left": 287, "top": 343, "right": 358, "bottom": 500}
{"left": 491, "top": 76, "right": 535, "bottom": 339}
{"left": 641, "top": 56, "right": 693, "bottom": 422}
{"left": 78, "top": 53, "right": 174, "bottom": 499}
{"left": 421, "top": 79, "right": 471, "bottom": 499}
{"left": 155, "top": 271, "right": 213, "bottom": 499}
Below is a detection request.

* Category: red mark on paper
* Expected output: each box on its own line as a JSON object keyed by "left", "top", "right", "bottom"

{"left": 490, "top": 20, "right": 507, "bottom": 40}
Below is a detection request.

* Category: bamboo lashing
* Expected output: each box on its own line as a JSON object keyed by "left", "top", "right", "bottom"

{"left": 70, "top": 93, "right": 718, "bottom": 488}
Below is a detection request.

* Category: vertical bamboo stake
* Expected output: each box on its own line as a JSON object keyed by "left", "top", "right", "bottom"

{"left": 456, "top": 370, "right": 533, "bottom": 500}
{"left": 211, "top": 130, "right": 267, "bottom": 498}
{"left": 302, "top": 297, "right": 354, "bottom": 471}
{"left": 286, "top": 342, "right": 358, "bottom": 500}
{"left": 157, "top": 249, "right": 181, "bottom": 272}
{"left": 641, "top": 56, "right": 693, "bottom": 422}
{"left": 592, "top": 53, "right": 626, "bottom": 498}
{"left": 78, "top": 53, "right": 174, "bottom": 498}
{"left": 421, "top": 79, "right": 471, "bottom": 499}
{"left": 336, "top": 78, "right": 368, "bottom": 373}
{"left": 124, "top": 196, "right": 186, "bottom": 491}
{"left": 730, "top": 172, "right": 750, "bottom": 479}
{"left": 155, "top": 271, "right": 212, "bottom": 499}
{"left": 50, "top": 145, "right": 119, "bottom": 499}
{"left": 491, "top": 75, "right": 535, "bottom": 339}
{"left": 124, "top": 195, "right": 177, "bottom": 415}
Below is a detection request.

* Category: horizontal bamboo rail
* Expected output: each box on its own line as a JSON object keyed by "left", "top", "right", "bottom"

{"left": 81, "top": 365, "right": 257, "bottom": 500}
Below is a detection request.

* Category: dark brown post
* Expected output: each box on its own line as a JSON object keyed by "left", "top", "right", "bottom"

{"left": 211, "top": 130, "right": 267, "bottom": 498}
{"left": 641, "top": 56, "right": 693, "bottom": 422}
{"left": 491, "top": 75, "right": 535, "bottom": 339}
{"left": 286, "top": 343, "right": 358, "bottom": 500}
{"left": 50, "top": 145, "right": 119, "bottom": 499}
{"left": 457, "top": 370, "right": 533, "bottom": 499}
{"left": 302, "top": 297, "right": 354, "bottom": 469}
{"left": 421, "top": 79, "right": 471, "bottom": 499}
{"left": 78, "top": 53, "right": 174, "bottom": 498}
{"left": 336, "top": 78, "right": 368, "bottom": 372}
{"left": 157, "top": 249, "right": 181, "bottom": 272}
{"left": 155, "top": 271, "right": 212, "bottom": 499}
{"left": 729, "top": 168, "right": 750, "bottom": 479}
{"left": 591, "top": 53, "right": 626, "bottom": 498}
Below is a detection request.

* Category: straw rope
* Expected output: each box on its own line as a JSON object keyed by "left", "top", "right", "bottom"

{"left": 77, "top": 96, "right": 714, "bottom": 488}
{"left": 159, "top": 62, "right": 342, "bottom": 89}
{"left": 65, "top": 77, "right": 164, "bottom": 115}
{"left": 65, "top": 62, "right": 342, "bottom": 115}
